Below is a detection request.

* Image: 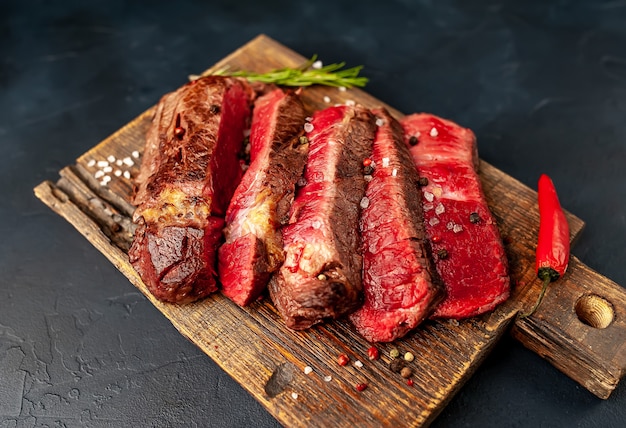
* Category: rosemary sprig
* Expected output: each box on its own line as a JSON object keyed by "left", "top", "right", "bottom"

{"left": 214, "top": 55, "right": 368, "bottom": 88}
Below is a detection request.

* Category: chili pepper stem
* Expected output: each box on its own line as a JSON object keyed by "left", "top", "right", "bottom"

{"left": 519, "top": 276, "right": 552, "bottom": 319}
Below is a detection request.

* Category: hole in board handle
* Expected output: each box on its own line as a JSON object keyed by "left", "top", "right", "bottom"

{"left": 575, "top": 294, "right": 614, "bottom": 329}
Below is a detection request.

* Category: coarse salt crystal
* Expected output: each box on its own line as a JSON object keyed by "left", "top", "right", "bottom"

{"left": 381, "top": 157, "right": 390, "bottom": 168}
{"left": 102, "top": 175, "right": 111, "bottom": 184}
{"left": 415, "top": 131, "right": 421, "bottom": 138}
{"left": 116, "top": 159, "right": 123, "bottom": 166}
{"left": 123, "top": 171, "right": 131, "bottom": 179}
{"left": 123, "top": 157, "right": 134, "bottom": 167}
{"left": 435, "top": 202, "right": 445, "bottom": 215}
{"left": 447, "top": 222, "right": 455, "bottom": 230}
{"left": 354, "top": 360, "right": 364, "bottom": 368}
{"left": 304, "top": 366, "right": 313, "bottom": 375}
{"left": 305, "top": 116, "right": 313, "bottom": 122}
{"left": 391, "top": 168, "right": 397, "bottom": 177}
{"left": 131, "top": 150, "right": 140, "bottom": 158}
{"left": 339, "top": 86, "right": 346, "bottom": 92}
{"left": 114, "top": 170, "right": 122, "bottom": 177}
{"left": 453, "top": 224, "right": 463, "bottom": 233}
{"left": 107, "top": 155, "right": 116, "bottom": 163}
{"left": 99, "top": 180, "right": 108, "bottom": 186}
{"left": 360, "top": 197, "right": 370, "bottom": 209}
{"left": 375, "top": 118, "right": 384, "bottom": 127}
{"left": 96, "top": 160, "right": 109, "bottom": 168}
{"left": 103, "top": 166, "right": 113, "bottom": 173}
{"left": 304, "top": 123, "right": 314, "bottom": 133}
{"left": 87, "top": 159, "right": 96, "bottom": 167}
{"left": 345, "top": 99, "right": 356, "bottom": 107}
{"left": 312, "top": 220, "right": 322, "bottom": 230}
{"left": 423, "top": 203, "right": 434, "bottom": 211}
{"left": 430, "top": 127, "right": 439, "bottom": 137}
{"left": 323, "top": 96, "right": 331, "bottom": 103}
{"left": 429, "top": 217, "right": 440, "bottom": 226}
{"left": 312, "top": 60, "right": 323, "bottom": 69}
{"left": 424, "top": 191, "right": 434, "bottom": 202}
{"left": 324, "top": 375, "right": 332, "bottom": 382}
{"left": 291, "top": 392, "right": 299, "bottom": 400}
{"left": 94, "top": 170, "right": 105, "bottom": 179}
{"left": 364, "top": 175, "right": 373, "bottom": 182}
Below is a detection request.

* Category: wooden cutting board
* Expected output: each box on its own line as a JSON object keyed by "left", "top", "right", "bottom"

{"left": 34, "top": 34, "right": 626, "bottom": 427}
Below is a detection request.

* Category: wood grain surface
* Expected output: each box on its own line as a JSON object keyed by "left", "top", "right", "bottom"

{"left": 34, "top": 34, "right": 626, "bottom": 426}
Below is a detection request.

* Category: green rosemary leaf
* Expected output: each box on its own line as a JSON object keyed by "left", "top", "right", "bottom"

{"left": 215, "top": 55, "right": 368, "bottom": 88}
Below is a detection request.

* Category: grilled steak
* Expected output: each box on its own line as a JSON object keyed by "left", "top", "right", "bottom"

{"left": 129, "top": 76, "right": 254, "bottom": 303}
{"left": 401, "top": 113, "right": 510, "bottom": 318}
{"left": 349, "top": 109, "right": 444, "bottom": 342}
{"left": 218, "top": 89, "right": 309, "bottom": 306}
{"left": 268, "top": 105, "right": 376, "bottom": 329}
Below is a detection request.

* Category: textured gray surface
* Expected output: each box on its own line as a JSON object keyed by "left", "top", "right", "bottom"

{"left": 1, "top": 0, "right": 625, "bottom": 426}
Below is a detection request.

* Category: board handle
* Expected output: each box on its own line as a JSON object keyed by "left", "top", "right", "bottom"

{"left": 511, "top": 255, "right": 626, "bottom": 399}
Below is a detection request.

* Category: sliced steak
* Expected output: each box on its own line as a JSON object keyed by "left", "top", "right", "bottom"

{"left": 401, "top": 113, "right": 510, "bottom": 318}
{"left": 268, "top": 105, "right": 376, "bottom": 329}
{"left": 218, "top": 89, "right": 309, "bottom": 306}
{"left": 129, "top": 76, "right": 254, "bottom": 303}
{"left": 349, "top": 108, "right": 444, "bottom": 342}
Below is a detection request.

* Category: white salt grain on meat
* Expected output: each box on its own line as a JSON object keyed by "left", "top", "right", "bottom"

{"left": 430, "top": 127, "right": 439, "bottom": 137}
{"left": 429, "top": 217, "right": 440, "bottom": 226}
{"left": 435, "top": 202, "right": 445, "bottom": 215}
{"left": 97, "top": 160, "right": 108, "bottom": 168}
{"left": 354, "top": 360, "right": 364, "bottom": 368}
{"left": 381, "top": 157, "right": 390, "bottom": 168}
{"left": 392, "top": 168, "right": 397, "bottom": 177}
{"left": 360, "top": 197, "right": 370, "bottom": 209}
{"left": 304, "top": 366, "right": 313, "bottom": 375}
{"left": 94, "top": 170, "right": 105, "bottom": 179}
{"left": 87, "top": 159, "right": 96, "bottom": 167}
{"left": 453, "top": 224, "right": 463, "bottom": 233}
{"left": 424, "top": 191, "right": 434, "bottom": 202}
{"left": 375, "top": 118, "right": 384, "bottom": 127}
{"left": 324, "top": 375, "right": 332, "bottom": 382}
{"left": 345, "top": 99, "right": 356, "bottom": 107}
{"left": 123, "top": 157, "right": 134, "bottom": 167}
{"left": 304, "top": 123, "right": 314, "bottom": 133}
{"left": 131, "top": 150, "right": 140, "bottom": 158}
{"left": 323, "top": 96, "right": 331, "bottom": 103}
{"left": 339, "top": 86, "right": 346, "bottom": 92}
{"left": 114, "top": 170, "right": 122, "bottom": 177}
{"left": 123, "top": 171, "right": 131, "bottom": 179}
{"left": 107, "top": 155, "right": 116, "bottom": 163}
{"left": 291, "top": 392, "right": 299, "bottom": 400}
{"left": 103, "top": 166, "right": 113, "bottom": 173}
{"left": 116, "top": 159, "right": 123, "bottom": 166}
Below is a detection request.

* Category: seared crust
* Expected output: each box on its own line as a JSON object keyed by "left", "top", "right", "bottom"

{"left": 129, "top": 76, "right": 254, "bottom": 303}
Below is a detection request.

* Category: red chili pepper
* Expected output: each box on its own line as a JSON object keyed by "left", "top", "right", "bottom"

{"left": 521, "top": 174, "right": 570, "bottom": 318}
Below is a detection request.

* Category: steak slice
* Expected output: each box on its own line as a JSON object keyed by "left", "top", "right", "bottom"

{"left": 349, "top": 108, "right": 444, "bottom": 342}
{"left": 401, "top": 113, "right": 510, "bottom": 318}
{"left": 218, "top": 88, "right": 309, "bottom": 306}
{"left": 129, "top": 76, "right": 254, "bottom": 303}
{"left": 268, "top": 105, "right": 376, "bottom": 330}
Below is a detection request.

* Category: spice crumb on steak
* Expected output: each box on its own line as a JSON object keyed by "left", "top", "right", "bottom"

{"left": 349, "top": 108, "right": 444, "bottom": 342}
{"left": 129, "top": 76, "right": 255, "bottom": 303}
{"left": 401, "top": 113, "right": 510, "bottom": 319}
{"left": 218, "top": 88, "right": 309, "bottom": 306}
{"left": 268, "top": 104, "right": 376, "bottom": 330}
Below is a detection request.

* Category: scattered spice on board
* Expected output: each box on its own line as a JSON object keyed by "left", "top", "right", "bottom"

{"left": 337, "top": 354, "right": 350, "bottom": 366}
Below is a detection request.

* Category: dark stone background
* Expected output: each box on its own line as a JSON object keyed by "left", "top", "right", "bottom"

{"left": 1, "top": 0, "right": 624, "bottom": 426}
